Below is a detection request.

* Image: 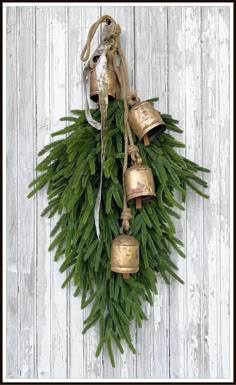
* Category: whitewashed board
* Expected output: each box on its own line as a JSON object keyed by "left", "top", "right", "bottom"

{"left": 6, "top": 5, "right": 230, "bottom": 380}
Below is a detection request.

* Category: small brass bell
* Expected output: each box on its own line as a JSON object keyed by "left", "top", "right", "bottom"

{"left": 110, "top": 235, "right": 139, "bottom": 279}
{"left": 128, "top": 101, "right": 166, "bottom": 146}
{"left": 125, "top": 164, "right": 156, "bottom": 209}
{"left": 90, "top": 65, "right": 120, "bottom": 103}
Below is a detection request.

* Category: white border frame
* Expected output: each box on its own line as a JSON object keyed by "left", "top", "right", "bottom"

{"left": 2, "top": 2, "right": 234, "bottom": 383}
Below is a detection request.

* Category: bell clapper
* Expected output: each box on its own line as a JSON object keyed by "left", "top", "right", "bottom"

{"left": 123, "top": 273, "right": 130, "bottom": 279}
{"left": 143, "top": 134, "right": 150, "bottom": 146}
{"left": 136, "top": 196, "right": 142, "bottom": 209}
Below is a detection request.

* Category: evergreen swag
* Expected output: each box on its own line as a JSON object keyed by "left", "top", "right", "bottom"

{"left": 28, "top": 97, "right": 209, "bottom": 367}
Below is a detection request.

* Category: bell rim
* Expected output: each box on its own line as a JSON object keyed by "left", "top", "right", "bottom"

{"left": 127, "top": 192, "right": 156, "bottom": 201}
{"left": 138, "top": 122, "right": 166, "bottom": 140}
{"left": 89, "top": 91, "right": 117, "bottom": 101}
{"left": 111, "top": 267, "right": 139, "bottom": 274}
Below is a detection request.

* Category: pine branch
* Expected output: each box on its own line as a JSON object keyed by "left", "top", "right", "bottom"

{"left": 27, "top": 98, "right": 210, "bottom": 367}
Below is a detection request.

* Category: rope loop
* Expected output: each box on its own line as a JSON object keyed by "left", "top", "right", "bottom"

{"left": 127, "top": 92, "right": 141, "bottom": 107}
{"left": 81, "top": 15, "right": 144, "bottom": 236}
{"left": 80, "top": 15, "right": 121, "bottom": 63}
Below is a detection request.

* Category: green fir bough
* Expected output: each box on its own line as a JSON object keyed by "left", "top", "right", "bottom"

{"left": 28, "top": 98, "right": 210, "bottom": 367}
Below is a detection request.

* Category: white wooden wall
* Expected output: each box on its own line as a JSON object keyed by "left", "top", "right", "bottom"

{"left": 6, "top": 5, "right": 230, "bottom": 380}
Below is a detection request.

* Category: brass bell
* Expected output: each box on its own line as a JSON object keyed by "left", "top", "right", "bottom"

{"left": 110, "top": 235, "right": 139, "bottom": 279}
{"left": 124, "top": 164, "right": 156, "bottom": 209}
{"left": 128, "top": 101, "right": 166, "bottom": 146}
{"left": 89, "top": 65, "right": 120, "bottom": 103}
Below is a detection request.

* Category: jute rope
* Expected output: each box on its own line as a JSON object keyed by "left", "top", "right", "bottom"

{"left": 81, "top": 15, "right": 142, "bottom": 235}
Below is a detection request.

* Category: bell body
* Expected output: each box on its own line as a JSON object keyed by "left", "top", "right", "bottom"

{"left": 90, "top": 67, "right": 120, "bottom": 103}
{"left": 124, "top": 164, "right": 156, "bottom": 203}
{"left": 110, "top": 235, "right": 139, "bottom": 274}
{"left": 128, "top": 101, "right": 166, "bottom": 142}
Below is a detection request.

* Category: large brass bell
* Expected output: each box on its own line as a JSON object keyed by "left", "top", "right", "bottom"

{"left": 125, "top": 164, "right": 156, "bottom": 209}
{"left": 128, "top": 101, "right": 166, "bottom": 146}
{"left": 110, "top": 235, "right": 139, "bottom": 279}
{"left": 89, "top": 62, "right": 120, "bottom": 103}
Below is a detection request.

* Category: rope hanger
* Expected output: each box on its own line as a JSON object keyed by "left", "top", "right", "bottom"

{"left": 80, "top": 15, "right": 142, "bottom": 237}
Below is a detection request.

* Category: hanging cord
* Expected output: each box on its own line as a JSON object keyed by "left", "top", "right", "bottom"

{"left": 114, "top": 47, "right": 142, "bottom": 234}
{"left": 80, "top": 15, "right": 142, "bottom": 235}
{"left": 81, "top": 16, "right": 123, "bottom": 239}
{"left": 80, "top": 15, "right": 117, "bottom": 62}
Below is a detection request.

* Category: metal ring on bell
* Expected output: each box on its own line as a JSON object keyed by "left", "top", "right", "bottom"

{"left": 128, "top": 101, "right": 166, "bottom": 146}
{"left": 110, "top": 235, "right": 139, "bottom": 279}
{"left": 89, "top": 66, "right": 120, "bottom": 103}
{"left": 124, "top": 164, "right": 156, "bottom": 209}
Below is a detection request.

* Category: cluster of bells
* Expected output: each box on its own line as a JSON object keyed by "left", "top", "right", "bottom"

{"left": 89, "top": 60, "right": 166, "bottom": 279}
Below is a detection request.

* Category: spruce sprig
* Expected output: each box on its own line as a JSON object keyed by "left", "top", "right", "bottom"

{"left": 28, "top": 98, "right": 210, "bottom": 367}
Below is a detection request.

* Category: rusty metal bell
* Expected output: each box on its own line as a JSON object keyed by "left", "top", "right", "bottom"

{"left": 110, "top": 235, "right": 139, "bottom": 279}
{"left": 128, "top": 101, "right": 166, "bottom": 145}
{"left": 89, "top": 65, "right": 120, "bottom": 103}
{"left": 124, "top": 164, "right": 156, "bottom": 209}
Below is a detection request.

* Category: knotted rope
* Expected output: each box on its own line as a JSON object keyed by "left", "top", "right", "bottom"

{"left": 81, "top": 16, "right": 123, "bottom": 239}
{"left": 81, "top": 15, "right": 142, "bottom": 236}
{"left": 80, "top": 15, "right": 118, "bottom": 63}
{"left": 114, "top": 47, "right": 142, "bottom": 234}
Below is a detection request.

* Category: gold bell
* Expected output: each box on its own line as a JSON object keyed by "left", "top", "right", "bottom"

{"left": 89, "top": 65, "right": 120, "bottom": 103}
{"left": 110, "top": 235, "right": 139, "bottom": 279}
{"left": 128, "top": 101, "right": 166, "bottom": 146}
{"left": 124, "top": 164, "right": 156, "bottom": 209}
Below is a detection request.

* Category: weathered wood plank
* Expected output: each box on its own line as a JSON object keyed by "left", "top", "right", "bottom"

{"left": 168, "top": 6, "right": 187, "bottom": 379}
{"left": 17, "top": 6, "right": 36, "bottom": 379}
{"left": 6, "top": 6, "right": 18, "bottom": 378}
{"left": 67, "top": 6, "right": 101, "bottom": 379}
{"left": 218, "top": 7, "right": 230, "bottom": 378}
{"left": 49, "top": 6, "right": 68, "bottom": 378}
{"left": 77, "top": 7, "right": 104, "bottom": 380}
{"left": 67, "top": 6, "right": 84, "bottom": 380}
{"left": 217, "top": 7, "right": 230, "bottom": 379}
{"left": 184, "top": 7, "right": 203, "bottom": 379}
{"left": 35, "top": 6, "right": 51, "bottom": 378}
{"left": 201, "top": 7, "right": 219, "bottom": 379}
{"left": 5, "top": 5, "right": 231, "bottom": 380}
{"left": 134, "top": 6, "right": 170, "bottom": 379}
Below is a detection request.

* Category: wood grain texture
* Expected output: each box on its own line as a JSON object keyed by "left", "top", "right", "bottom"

{"left": 6, "top": 6, "right": 18, "bottom": 378}
{"left": 6, "top": 5, "right": 231, "bottom": 380}
{"left": 16, "top": 6, "right": 36, "bottom": 379}
{"left": 168, "top": 6, "right": 187, "bottom": 379}
{"left": 135, "top": 6, "right": 170, "bottom": 379}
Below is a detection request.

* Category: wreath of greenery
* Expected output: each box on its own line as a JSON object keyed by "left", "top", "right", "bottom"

{"left": 28, "top": 97, "right": 209, "bottom": 367}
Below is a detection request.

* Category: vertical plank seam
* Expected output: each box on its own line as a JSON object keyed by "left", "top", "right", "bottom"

{"left": 49, "top": 6, "right": 52, "bottom": 378}
{"left": 133, "top": 6, "right": 136, "bottom": 91}
{"left": 183, "top": 6, "right": 188, "bottom": 379}
{"left": 200, "top": 5, "right": 204, "bottom": 378}
{"left": 65, "top": 5, "right": 70, "bottom": 379}
{"left": 216, "top": 7, "right": 221, "bottom": 378}
{"left": 166, "top": 5, "right": 171, "bottom": 379}
{"left": 33, "top": 5, "right": 38, "bottom": 379}
{"left": 16, "top": 5, "right": 19, "bottom": 378}
{"left": 183, "top": 7, "right": 187, "bottom": 377}
{"left": 199, "top": 6, "right": 204, "bottom": 378}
